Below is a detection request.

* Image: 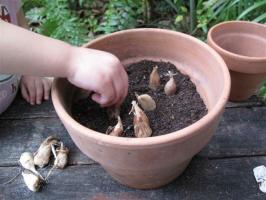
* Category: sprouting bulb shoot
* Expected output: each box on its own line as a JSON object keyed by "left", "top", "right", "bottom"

{"left": 164, "top": 71, "right": 177, "bottom": 96}
{"left": 129, "top": 101, "right": 152, "bottom": 138}
{"left": 54, "top": 142, "right": 69, "bottom": 169}
{"left": 135, "top": 92, "right": 156, "bottom": 111}
{"left": 22, "top": 170, "right": 41, "bottom": 192}
{"left": 34, "top": 136, "right": 58, "bottom": 168}
{"left": 106, "top": 116, "right": 124, "bottom": 137}
{"left": 149, "top": 66, "right": 160, "bottom": 90}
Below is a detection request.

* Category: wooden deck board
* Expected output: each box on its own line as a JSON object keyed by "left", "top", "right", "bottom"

{"left": 1, "top": 94, "right": 266, "bottom": 199}
{"left": 0, "top": 102, "right": 266, "bottom": 166}
{"left": 1, "top": 157, "right": 266, "bottom": 199}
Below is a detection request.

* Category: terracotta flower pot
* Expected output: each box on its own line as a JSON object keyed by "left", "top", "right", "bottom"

{"left": 207, "top": 21, "right": 266, "bottom": 101}
{"left": 52, "top": 29, "right": 230, "bottom": 189}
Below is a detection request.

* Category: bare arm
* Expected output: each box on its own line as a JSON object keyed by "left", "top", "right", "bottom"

{"left": 0, "top": 20, "right": 128, "bottom": 106}
{"left": 0, "top": 20, "right": 72, "bottom": 77}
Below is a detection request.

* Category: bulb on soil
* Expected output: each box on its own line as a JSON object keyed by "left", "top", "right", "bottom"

{"left": 135, "top": 92, "right": 156, "bottom": 111}
{"left": 129, "top": 101, "right": 152, "bottom": 138}
{"left": 149, "top": 66, "right": 160, "bottom": 90}
{"left": 164, "top": 71, "right": 177, "bottom": 96}
{"left": 106, "top": 116, "right": 124, "bottom": 137}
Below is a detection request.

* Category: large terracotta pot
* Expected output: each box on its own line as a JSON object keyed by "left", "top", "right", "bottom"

{"left": 52, "top": 29, "right": 230, "bottom": 189}
{"left": 207, "top": 21, "right": 266, "bottom": 101}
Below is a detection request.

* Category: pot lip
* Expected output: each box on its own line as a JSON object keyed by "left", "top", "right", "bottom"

{"left": 207, "top": 21, "right": 266, "bottom": 62}
{"left": 52, "top": 28, "right": 231, "bottom": 147}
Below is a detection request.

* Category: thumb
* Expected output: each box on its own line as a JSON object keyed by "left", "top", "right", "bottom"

{"left": 91, "top": 93, "right": 110, "bottom": 106}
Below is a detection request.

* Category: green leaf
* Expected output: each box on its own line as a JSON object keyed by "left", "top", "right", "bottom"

{"left": 252, "top": 13, "right": 266, "bottom": 23}
{"left": 25, "top": 7, "right": 44, "bottom": 24}
{"left": 164, "top": 0, "right": 179, "bottom": 13}
{"left": 237, "top": 1, "right": 266, "bottom": 20}
{"left": 40, "top": 19, "right": 59, "bottom": 36}
{"left": 175, "top": 15, "right": 184, "bottom": 23}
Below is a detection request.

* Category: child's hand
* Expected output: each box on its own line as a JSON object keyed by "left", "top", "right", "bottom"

{"left": 20, "top": 76, "right": 52, "bottom": 105}
{"left": 67, "top": 48, "right": 128, "bottom": 107}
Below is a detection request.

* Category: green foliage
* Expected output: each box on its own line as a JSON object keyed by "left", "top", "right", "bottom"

{"left": 196, "top": 0, "right": 266, "bottom": 34}
{"left": 259, "top": 80, "right": 266, "bottom": 103}
{"left": 144, "top": 0, "right": 189, "bottom": 32}
{"left": 22, "top": 0, "right": 90, "bottom": 46}
{"left": 97, "top": 0, "right": 144, "bottom": 33}
{"left": 21, "top": 0, "right": 266, "bottom": 100}
{"left": 22, "top": 0, "right": 146, "bottom": 44}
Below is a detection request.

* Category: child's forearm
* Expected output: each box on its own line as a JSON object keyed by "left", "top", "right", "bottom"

{"left": 0, "top": 20, "right": 73, "bottom": 77}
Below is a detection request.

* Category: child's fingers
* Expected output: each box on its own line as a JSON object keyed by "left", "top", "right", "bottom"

{"left": 20, "top": 83, "right": 30, "bottom": 103}
{"left": 92, "top": 77, "right": 116, "bottom": 106}
{"left": 27, "top": 82, "right": 36, "bottom": 105}
{"left": 114, "top": 70, "right": 128, "bottom": 106}
{"left": 91, "top": 91, "right": 114, "bottom": 107}
{"left": 42, "top": 79, "right": 51, "bottom": 100}
{"left": 35, "top": 79, "right": 43, "bottom": 105}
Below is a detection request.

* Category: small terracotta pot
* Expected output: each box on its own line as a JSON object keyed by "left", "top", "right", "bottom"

{"left": 207, "top": 21, "right": 266, "bottom": 101}
{"left": 52, "top": 29, "right": 230, "bottom": 189}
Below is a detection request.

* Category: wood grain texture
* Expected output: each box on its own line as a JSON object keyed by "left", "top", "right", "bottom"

{"left": 226, "top": 95, "right": 263, "bottom": 108}
{"left": 1, "top": 157, "right": 266, "bottom": 200}
{"left": 0, "top": 94, "right": 266, "bottom": 199}
{"left": 200, "top": 107, "right": 266, "bottom": 158}
{"left": 0, "top": 117, "right": 94, "bottom": 166}
{"left": 0, "top": 97, "right": 266, "bottom": 166}
{"left": 0, "top": 95, "right": 56, "bottom": 120}
{"left": 1, "top": 107, "right": 266, "bottom": 165}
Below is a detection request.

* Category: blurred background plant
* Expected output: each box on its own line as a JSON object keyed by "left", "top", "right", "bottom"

{"left": 259, "top": 80, "right": 266, "bottom": 103}
{"left": 195, "top": 0, "right": 266, "bottom": 36}
{"left": 22, "top": 0, "right": 266, "bottom": 101}
{"left": 22, "top": 0, "right": 266, "bottom": 44}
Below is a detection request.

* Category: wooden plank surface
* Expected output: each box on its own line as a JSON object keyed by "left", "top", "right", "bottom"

{"left": 0, "top": 94, "right": 266, "bottom": 199}
{"left": 200, "top": 107, "right": 266, "bottom": 158}
{"left": 1, "top": 157, "right": 266, "bottom": 200}
{"left": 225, "top": 95, "right": 263, "bottom": 108}
{"left": 0, "top": 117, "right": 93, "bottom": 166}
{"left": 0, "top": 98, "right": 265, "bottom": 166}
{"left": 0, "top": 96, "right": 56, "bottom": 120}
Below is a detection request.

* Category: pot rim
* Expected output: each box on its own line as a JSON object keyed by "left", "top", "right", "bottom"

{"left": 207, "top": 21, "right": 266, "bottom": 62}
{"left": 52, "top": 28, "right": 231, "bottom": 147}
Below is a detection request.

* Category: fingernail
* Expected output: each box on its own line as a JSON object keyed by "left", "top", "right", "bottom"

{"left": 37, "top": 100, "right": 41, "bottom": 105}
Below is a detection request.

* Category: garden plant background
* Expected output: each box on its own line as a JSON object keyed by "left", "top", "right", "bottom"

{"left": 22, "top": 0, "right": 266, "bottom": 101}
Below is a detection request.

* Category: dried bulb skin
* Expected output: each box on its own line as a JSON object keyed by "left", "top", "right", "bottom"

{"left": 106, "top": 116, "right": 124, "bottom": 137}
{"left": 130, "top": 101, "right": 152, "bottom": 138}
{"left": 34, "top": 136, "right": 58, "bottom": 168}
{"left": 149, "top": 66, "right": 160, "bottom": 90}
{"left": 135, "top": 93, "right": 156, "bottom": 111}
{"left": 164, "top": 72, "right": 177, "bottom": 96}
{"left": 22, "top": 170, "right": 41, "bottom": 192}
{"left": 54, "top": 143, "right": 69, "bottom": 169}
{"left": 107, "top": 106, "right": 120, "bottom": 120}
{"left": 19, "top": 152, "right": 40, "bottom": 177}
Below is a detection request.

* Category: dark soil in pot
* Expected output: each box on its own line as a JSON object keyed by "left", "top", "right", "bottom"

{"left": 71, "top": 60, "right": 207, "bottom": 137}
